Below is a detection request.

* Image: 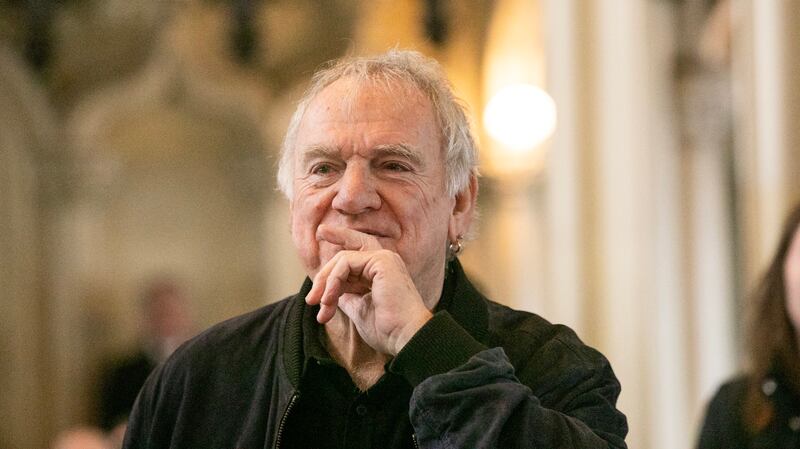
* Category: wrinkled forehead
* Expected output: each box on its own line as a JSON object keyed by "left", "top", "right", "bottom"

{"left": 313, "top": 76, "right": 434, "bottom": 120}
{"left": 294, "top": 76, "right": 444, "bottom": 160}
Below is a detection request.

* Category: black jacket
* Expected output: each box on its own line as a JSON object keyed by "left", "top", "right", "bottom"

{"left": 697, "top": 373, "right": 800, "bottom": 449}
{"left": 123, "top": 260, "right": 627, "bottom": 449}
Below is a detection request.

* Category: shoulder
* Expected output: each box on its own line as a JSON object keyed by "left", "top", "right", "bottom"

{"left": 124, "top": 296, "right": 300, "bottom": 444}
{"left": 130, "top": 296, "right": 297, "bottom": 423}
{"left": 697, "top": 375, "right": 750, "bottom": 449}
{"left": 159, "top": 296, "right": 296, "bottom": 378}
{"left": 485, "top": 300, "right": 608, "bottom": 370}
{"left": 710, "top": 375, "right": 749, "bottom": 404}
{"left": 703, "top": 375, "right": 749, "bottom": 420}
{"left": 702, "top": 375, "right": 749, "bottom": 426}
{"left": 484, "top": 300, "right": 620, "bottom": 401}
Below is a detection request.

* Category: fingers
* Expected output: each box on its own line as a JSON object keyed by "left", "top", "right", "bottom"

{"left": 316, "top": 303, "right": 338, "bottom": 324}
{"left": 316, "top": 224, "right": 382, "bottom": 251}
{"left": 306, "top": 251, "right": 352, "bottom": 305}
{"left": 316, "top": 264, "right": 344, "bottom": 323}
{"left": 307, "top": 225, "right": 382, "bottom": 323}
{"left": 316, "top": 257, "right": 355, "bottom": 323}
{"left": 306, "top": 250, "right": 373, "bottom": 323}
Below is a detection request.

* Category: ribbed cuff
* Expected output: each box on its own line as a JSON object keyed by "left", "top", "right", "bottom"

{"left": 389, "top": 311, "right": 487, "bottom": 387}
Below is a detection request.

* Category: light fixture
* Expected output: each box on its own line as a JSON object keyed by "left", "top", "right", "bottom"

{"left": 483, "top": 83, "right": 557, "bottom": 153}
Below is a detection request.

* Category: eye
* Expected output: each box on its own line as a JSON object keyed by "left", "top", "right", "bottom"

{"left": 382, "top": 161, "right": 411, "bottom": 172}
{"left": 311, "top": 163, "right": 336, "bottom": 175}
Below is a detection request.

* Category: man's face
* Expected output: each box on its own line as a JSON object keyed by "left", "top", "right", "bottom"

{"left": 289, "top": 77, "right": 455, "bottom": 299}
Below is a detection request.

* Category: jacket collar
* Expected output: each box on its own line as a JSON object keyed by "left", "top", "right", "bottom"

{"left": 281, "top": 258, "right": 489, "bottom": 388}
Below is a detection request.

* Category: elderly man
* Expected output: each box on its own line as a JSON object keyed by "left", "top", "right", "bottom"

{"left": 123, "top": 50, "right": 627, "bottom": 449}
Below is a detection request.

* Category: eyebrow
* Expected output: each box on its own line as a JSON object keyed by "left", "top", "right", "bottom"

{"left": 298, "top": 143, "right": 426, "bottom": 168}
{"left": 372, "top": 143, "right": 425, "bottom": 168}
{"left": 299, "top": 145, "right": 340, "bottom": 168}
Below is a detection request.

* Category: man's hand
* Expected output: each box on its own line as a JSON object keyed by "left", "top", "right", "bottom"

{"left": 305, "top": 224, "right": 433, "bottom": 356}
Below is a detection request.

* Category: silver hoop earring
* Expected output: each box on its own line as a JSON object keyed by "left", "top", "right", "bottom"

{"left": 449, "top": 235, "right": 464, "bottom": 256}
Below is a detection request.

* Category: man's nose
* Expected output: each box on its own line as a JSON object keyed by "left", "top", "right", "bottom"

{"left": 332, "top": 164, "right": 381, "bottom": 214}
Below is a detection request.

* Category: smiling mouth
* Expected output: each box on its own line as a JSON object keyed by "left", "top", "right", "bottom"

{"left": 319, "top": 223, "right": 393, "bottom": 240}
{"left": 344, "top": 225, "right": 392, "bottom": 239}
{"left": 357, "top": 229, "right": 389, "bottom": 238}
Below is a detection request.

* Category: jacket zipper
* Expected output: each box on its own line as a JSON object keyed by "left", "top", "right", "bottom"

{"left": 273, "top": 392, "right": 299, "bottom": 449}
{"left": 412, "top": 433, "right": 420, "bottom": 449}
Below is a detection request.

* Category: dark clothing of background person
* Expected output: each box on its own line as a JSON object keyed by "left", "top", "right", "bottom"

{"left": 697, "top": 372, "right": 800, "bottom": 449}
{"left": 122, "top": 260, "right": 628, "bottom": 449}
{"left": 98, "top": 351, "right": 156, "bottom": 431}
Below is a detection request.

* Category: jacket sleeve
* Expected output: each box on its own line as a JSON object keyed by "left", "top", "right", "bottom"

{"left": 389, "top": 312, "right": 628, "bottom": 449}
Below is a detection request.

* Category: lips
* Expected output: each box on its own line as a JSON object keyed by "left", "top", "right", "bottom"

{"left": 318, "top": 222, "right": 397, "bottom": 241}
{"left": 337, "top": 223, "right": 395, "bottom": 239}
{"left": 351, "top": 227, "right": 391, "bottom": 238}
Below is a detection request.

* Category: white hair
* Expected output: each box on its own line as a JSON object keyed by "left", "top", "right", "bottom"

{"left": 276, "top": 49, "right": 479, "bottom": 199}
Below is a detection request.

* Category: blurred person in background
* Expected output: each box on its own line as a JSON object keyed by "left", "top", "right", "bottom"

{"left": 697, "top": 202, "right": 800, "bottom": 448}
{"left": 98, "top": 278, "right": 194, "bottom": 437}
{"left": 122, "top": 49, "right": 627, "bottom": 449}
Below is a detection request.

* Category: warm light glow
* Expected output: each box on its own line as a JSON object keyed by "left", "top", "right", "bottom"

{"left": 483, "top": 84, "right": 557, "bottom": 153}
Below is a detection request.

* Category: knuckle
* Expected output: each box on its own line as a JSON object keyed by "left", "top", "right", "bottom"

{"left": 370, "top": 249, "right": 404, "bottom": 269}
{"left": 385, "top": 250, "right": 404, "bottom": 264}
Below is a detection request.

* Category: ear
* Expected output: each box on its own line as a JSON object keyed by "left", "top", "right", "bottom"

{"left": 449, "top": 174, "right": 478, "bottom": 241}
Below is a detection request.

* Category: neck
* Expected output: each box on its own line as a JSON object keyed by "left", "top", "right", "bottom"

{"left": 324, "top": 315, "right": 390, "bottom": 390}
{"left": 318, "top": 261, "right": 449, "bottom": 389}
{"left": 417, "top": 261, "right": 447, "bottom": 311}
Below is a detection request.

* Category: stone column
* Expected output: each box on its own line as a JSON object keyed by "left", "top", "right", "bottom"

{"left": 734, "top": 0, "right": 800, "bottom": 279}
{"left": 0, "top": 44, "right": 59, "bottom": 449}
{"left": 591, "top": 3, "right": 652, "bottom": 446}
{"left": 541, "top": 0, "right": 596, "bottom": 334}
{"left": 543, "top": 2, "right": 706, "bottom": 448}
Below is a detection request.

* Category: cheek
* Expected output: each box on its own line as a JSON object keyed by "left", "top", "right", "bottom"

{"left": 316, "top": 242, "right": 343, "bottom": 268}
{"left": 421, "top": 195, "right": 455, "bottom": 229}
{"left": 290, "top": 190, "right": 331, "bottom": 233}
{"left": 290, "top": 194, "right": 330, "bottom": 272}
{"left": 404, "top": 194, "right": 453, "bottom": 247}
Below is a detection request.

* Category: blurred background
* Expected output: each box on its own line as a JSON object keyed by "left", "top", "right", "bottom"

{"left": 2, "top": 0, "right": 799, "bottom": 448}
